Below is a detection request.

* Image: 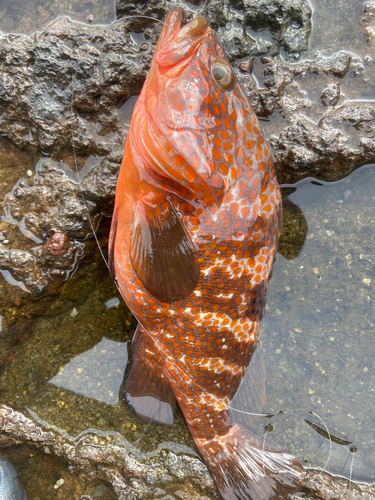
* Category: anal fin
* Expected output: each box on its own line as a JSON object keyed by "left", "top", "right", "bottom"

{"left": 125, "top": 324, "right": 176, "bottom": 425}
{"left": 229, "top": 345, "right": 267, "bottom": 427}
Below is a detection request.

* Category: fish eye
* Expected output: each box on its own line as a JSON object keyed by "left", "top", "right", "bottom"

{"left": 211, "top": 60, "right": 234, "bottom": 89}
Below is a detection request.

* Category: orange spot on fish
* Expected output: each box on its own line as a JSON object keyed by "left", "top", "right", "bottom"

{"left": 258, "top": 161, "right": 267, "bottom": 172}
{"left": 213, "top": 136, "right": 221, "bottom": 147}
{"left": 220, "top": 102, "right": 227, "bottom": 114}
{"left": 213, "top": 148, "right": 221, "bottom": 160}
{"left": 230, "top": 167, "right": 237, "bottom": 179}
{"left": 252, "top": 177, "right": 261, "bottom": 188}
{"left": 213, "top": 104, "right": 221, "bottom": 116}
{"left": 190, "top": 153, "right": 201, "bottom": 170}
{"left": 223, "top": 116, "right": 231, "bottom": 129}
{"left": 244, "top": 157, "right": 253, "bottom": 169}
{"left": 242, "top": 206, "right": 250, "bottom": 218}
{"left": 223, "top": 153, "right": 233, "bottom": 164}
{"left": 219, "top": 163, "right": 228, "bottom": 175}
{"left": 211, "top": 173, "right": 222, "bottom": 188}
{"left": 237, "top": 146, "right": 245, "bottom": 160}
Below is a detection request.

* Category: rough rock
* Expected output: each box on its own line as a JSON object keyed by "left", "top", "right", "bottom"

{"left": 117, "top": 0, "right": 312, "bottom": 58}
{"left": 1, "top": 404, "right": 374, "bottom": 499}
{"left": 361, "top": 0, "right": 375, "bottom": 47}
{"left": 272, "top": 102, "right": 375, "bottom": 183}
{"left": 0, "top": 16, "right": 155, "bottom": 155}
{"left": 0, "top": 404, "right": 217, "bottom": 500}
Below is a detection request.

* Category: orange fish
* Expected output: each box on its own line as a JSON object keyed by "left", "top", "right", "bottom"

{"left": 109, "top": 7, "right": 303, "bottom": 499}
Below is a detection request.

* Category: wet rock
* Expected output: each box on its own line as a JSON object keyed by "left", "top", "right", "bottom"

{"left": 272, "top": 102, "right": 375, "bottom": 183}
{"left": 117, "top": 0, "right": 312, "bottom": 59}
{"left": 2, "top": 159, "right": 92, "bottom": 289}
{"left": 203, "top": 0, "right": 312, "bottom": 58}
{"left": 301, "top": 473, "right": 375, "bottom": 499}
{"left": 362, "top": 0, "right": 375, "bottom": 46}
{"left": 0, "top": 151, "right": 124, "bottom": 289}
{"left": 45, "top": 232, "right": 71, "bottom": 256}
{"left": 0, "top": 16, "right": 155, "bottom": 155}
{"left": 0, "top": 404, "right": 217, "bottom": 500}
{"left": 320, "top": 83, "right": 340, "bottom": 107}
{"left": 246, "top": 52, "right": 352, "bottom": 118}
{"left": 80, "top": 143, "right": 125, "bottom": 210}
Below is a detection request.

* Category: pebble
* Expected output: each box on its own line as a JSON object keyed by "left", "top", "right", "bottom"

{"left": 54, "top": 478, "right": 65, "bottom": 489}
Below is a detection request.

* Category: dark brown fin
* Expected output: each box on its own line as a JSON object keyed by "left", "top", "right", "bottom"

{"left": 229, "top": 345, "right": 267, "bottom": 428}
{"left": 130, "top": 198, "right": 200, "bottom": 303}
{"left": 125, "top": 325, "right": 176, "bottom": 425}
{"left": 195, "top": 423, "right": 304, "bottom": 500}
{"left": 108, "top": 207, "right": 118, "bottom": 280}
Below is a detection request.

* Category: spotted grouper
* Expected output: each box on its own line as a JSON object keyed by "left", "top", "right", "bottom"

{"left": 109, "top": 7, "right": 303, "bottom": 499}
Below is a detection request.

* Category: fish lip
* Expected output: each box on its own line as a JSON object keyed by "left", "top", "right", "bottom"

{"left": 175, "top": 15, "right": 210, "bottom": 41}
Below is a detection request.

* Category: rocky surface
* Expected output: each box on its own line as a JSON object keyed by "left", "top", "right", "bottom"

{"left": 0, "top": 15, "right": 153, "bottom": 155}
{"left": 1, "top": 403, "right": 375, "bottom": 499}
{"left": 117, "top": 0, "right": 312, "bottom": 58}
{"left": 272, "top": 100, "right": 375, "bottom": 183}
{"left": 0, "top": 404, "right": 216, "bottom": 499}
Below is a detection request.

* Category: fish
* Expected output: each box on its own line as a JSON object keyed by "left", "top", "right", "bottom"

{"left": 109, "top": 7, "right": 304, "bottom": 499}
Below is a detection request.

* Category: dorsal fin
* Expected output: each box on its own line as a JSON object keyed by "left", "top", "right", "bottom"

{"left": 130, "top": 197, "right": 200, "bottom": 303}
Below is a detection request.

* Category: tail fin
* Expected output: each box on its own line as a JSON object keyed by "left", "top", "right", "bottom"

{"left": 194, "top": 423, "right": 304, "bottom": 500}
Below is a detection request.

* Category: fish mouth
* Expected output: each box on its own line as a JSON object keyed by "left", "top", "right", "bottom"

{"left": 175, "top": 12, "right": 210, "bottom": 40}
{"left": 155, "top": 8, "right": 210, "bottom": 68}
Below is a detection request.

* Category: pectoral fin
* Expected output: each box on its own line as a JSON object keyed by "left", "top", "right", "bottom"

{"left": 130, "top": 198, "right": 199, "bottom": 303}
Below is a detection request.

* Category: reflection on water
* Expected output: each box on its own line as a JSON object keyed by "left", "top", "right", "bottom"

{"left": 236, "top": 163, "right": 375, "bottom": 482}
{"left": 49, "top": 336, "right": 128, "bottom": 405}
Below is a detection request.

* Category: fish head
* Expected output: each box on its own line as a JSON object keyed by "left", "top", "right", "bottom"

{"left": 142, "top": 8, "right": 257, "bottom": 207}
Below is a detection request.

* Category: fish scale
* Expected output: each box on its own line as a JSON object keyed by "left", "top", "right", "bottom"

{"left": 109, "top": 7, "right": 304, "bottom": 499}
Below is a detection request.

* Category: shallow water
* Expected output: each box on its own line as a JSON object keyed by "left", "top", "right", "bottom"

{"left": 0, "top": 0, "right": 375, "bottom": 498}
{"left": 258, "top": 0, "right": 375, "bottom": 140}
{"left": 237, "top": 163, "right": 375, "bottom": 482}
